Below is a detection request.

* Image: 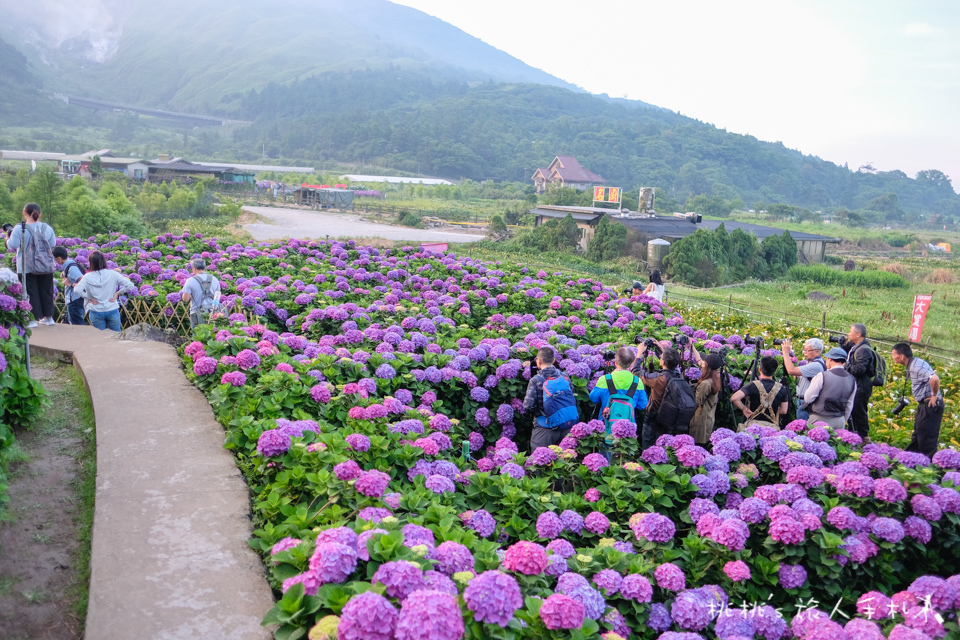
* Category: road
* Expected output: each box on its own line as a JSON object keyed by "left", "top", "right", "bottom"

{"left": 242, "top": 206, "right": 483, "bottom": 244}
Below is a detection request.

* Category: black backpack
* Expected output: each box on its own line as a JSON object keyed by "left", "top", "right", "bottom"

{"left": 656, "top": 370, "right": 697, "bottom": 434}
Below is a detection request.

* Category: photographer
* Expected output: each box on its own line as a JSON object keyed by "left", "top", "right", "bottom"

{"left": 589, "top": 346, "right": 648, "bottom": 451}
{"left": 522, "top": 347, "right": 579, "bottom": 450}
{"left": 688, "top": 344, "right": 723, "bottom": 446}
{"left": 730, "top": 356, "right": 789, "bottom": 429}
{"left": 841, "top": 324, "right": 875, "bottom": 440}
{"left": 890, "top": 343, "right": 943, "bottom": 459}
{"left": 803, "top": 348, "right": 856, "bottom": 428}
{"left": 631, "top": 343, "right": 689, "bottom": 449}
{"left": 780, "top": 338, "right": 826, "bottom": 422}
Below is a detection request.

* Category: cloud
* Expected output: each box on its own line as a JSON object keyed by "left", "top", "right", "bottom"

{"left": 904, "top": 22, "right": 936, "bottom": 37}
{"left": 0, "top": 0, "right": 127, "bottom": 62}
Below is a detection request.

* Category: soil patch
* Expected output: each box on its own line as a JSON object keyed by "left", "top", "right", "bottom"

{"left": 0, "top": 360, "right": 94, "bottom": 640}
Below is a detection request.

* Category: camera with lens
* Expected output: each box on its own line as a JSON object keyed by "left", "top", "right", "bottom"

{"left": 772, "top": 338, "right": 786, "bottom": 346}
{"left": 744, "top": 335, "right": 764, "bottom": 346}
{"left": 673, "top": 334, "right": 689, "bottom": 346}
{"left": 709, "top": 345, "right": 729, "bottom": 362}
{"left": 828, "top": 334, "right": 848, "bottom": 346}
{"left": 622, "top": 287, "right": 633, "bottom": 295}
{"left": 891, "top": 397, "right": 911, "bottom": 416}
{"left": 639, "top": 337, "right": 662, "bottom": 356}
{"left": 601, "top": 349, "right": 616, "bottom": 362}
{"left": 1, "top": 223, "right": 12, "bottom": 237}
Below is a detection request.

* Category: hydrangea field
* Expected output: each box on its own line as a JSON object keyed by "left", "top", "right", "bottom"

{"left": 0, "top": 268, "right": 47, "bottom": 512}
{"left": 8, "top": 232, "right": 960, "bottom": 640}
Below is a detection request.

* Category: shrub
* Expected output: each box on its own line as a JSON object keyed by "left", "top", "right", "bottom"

{"left": 786, "top": 264, "right": 910, "bottom": 288}
{"left": 398, "top": 211, "right": 422, "bottom": 228}
{"left": 883, "top": 232, "right": 916, "bottom": 248}
{"left": 843, "top": 259, "right": 856, "bottom": 271}
{"left": 880, "top": 262, "right": 911, "bottom": 278}
{"left": 924, "top": 268, "right": 957, "bottom": 284}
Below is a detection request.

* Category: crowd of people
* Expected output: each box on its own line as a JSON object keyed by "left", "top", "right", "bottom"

{"left": 4, "top": 203, "right": 221, "bottom": 331}
{"left": 523, "top": 324, "right": 946, "bottom": 463}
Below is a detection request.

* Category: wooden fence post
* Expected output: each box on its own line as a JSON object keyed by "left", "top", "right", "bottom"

{"left": 822, "top": 311, "right": 826, "bottom": 329}
{"left": 728, "top": 294, "right": 732, "bottom": 313}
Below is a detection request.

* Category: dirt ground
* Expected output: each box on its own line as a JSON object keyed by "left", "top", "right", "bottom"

{"left": 0, "top": 360, "right": 91, "bottom": 640}
{"left": 241, "top": 205, "right": 484, "bottom": 243}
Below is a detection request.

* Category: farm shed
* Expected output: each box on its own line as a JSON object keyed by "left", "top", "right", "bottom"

{"left": 294, "top": 188, "right": 355, "bottom": 209}
{"left": 529, "top": 205, "right": 608, "bottom": 251}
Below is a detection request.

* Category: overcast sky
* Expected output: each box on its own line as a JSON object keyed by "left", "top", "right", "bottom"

{"left": 396, "top": 0, "right": 960, "bottom": 190}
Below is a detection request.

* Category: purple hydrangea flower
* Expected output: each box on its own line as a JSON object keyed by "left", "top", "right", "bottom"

{"left": 463, "top": 571, "right": 523, "bottom": 627}
{"left": 337, "top": 591, "right": 397, "bottom": 640}
{"left": 394, "top": 590, "right": 464, "bottom": 640}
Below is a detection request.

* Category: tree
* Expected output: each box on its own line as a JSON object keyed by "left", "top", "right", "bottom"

{"left": 22, "top": 167, "right": 65, "bottom": 225}
{"left": 90, "top": 155, "right": 103, "bottom": 177}
{"left": 487, "top": 214, "right": 508, "bottom": 240}
{"left": 586, "top": 216, "right": 627, "bottom": 262}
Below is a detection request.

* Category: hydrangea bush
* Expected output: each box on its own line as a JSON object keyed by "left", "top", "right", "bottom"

{"left": 20, "top": 232, "right": 960, "bottom": 639}
{"left": 0, "top": 267, "right": 48, "bottom": 513}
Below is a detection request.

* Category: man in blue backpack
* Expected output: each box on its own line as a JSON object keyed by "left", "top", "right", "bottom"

{"left": 589, "top": 346, "right": 648, "bottom": 458}
{"left": 522, "top": 347, "right": 580, "bottom": 450}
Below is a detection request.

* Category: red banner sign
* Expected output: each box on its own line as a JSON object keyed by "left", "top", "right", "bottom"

{"left": 908, "top": 294, "right": 933, "bottom": 342}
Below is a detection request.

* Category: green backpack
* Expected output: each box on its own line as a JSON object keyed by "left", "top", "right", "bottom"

{"left": 604, "top": 374, "right": 640, "bottom": 426}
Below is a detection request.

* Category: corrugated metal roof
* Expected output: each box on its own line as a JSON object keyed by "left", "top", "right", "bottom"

{"left": 339, "top": 174, "right": 454, "bottom": 185}
{"left": 531, "top": 207, "right": 605, "bottom": 222}
{"left": 1, "top": 150, "right": 66, "bottom": 161}
{"left": 204, "top": 162, "right": 314, "bottom": 173}
{"left": 618, "top": 216, "right": 841, "bottom": 243}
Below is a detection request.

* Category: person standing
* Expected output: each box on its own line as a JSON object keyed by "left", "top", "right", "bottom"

{"left": 842, "top": 323, "right": 875, "bottom": 440}
{"left": 803, "top": 348, "right": 857, "bottom": 429}
{"left": 522, "top": 347, "right": 579, "bottom": 450}
{"left": 730, "top": 356, "right": 790, "bottom": 430}
{"left": 73, "top": 250, "right": 136, "bottom": 332}
{"left": 5, "top": 203, "right": 57, "bottom": 328}
{"left": 589, "top": 346, "right": 648, "bottom": 451}
{"left": 891, "top": 343, "right": 944, "bottom": 459}
{"left": 53, "top": 246, "right": 86, "bottom": 325}
{"left": 180, "top": 258, "right": 221, "bottom": 328}
{"left": 631, "top": 344, "right": 686, "bottom": 449}
{"left": 688, "top": 344, "right": 723, "bottom": 446}
{"left": 781, "top": 338, "right": 826, "bottom": 422}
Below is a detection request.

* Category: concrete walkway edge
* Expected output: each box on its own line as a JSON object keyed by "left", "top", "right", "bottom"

{"left": 30, "top": 325, "right": 275, "bottom": 640}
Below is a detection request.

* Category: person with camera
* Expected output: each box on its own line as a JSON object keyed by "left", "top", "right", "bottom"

{"left": 838, "top": 324, "right": 875, "bottom": 440}
{"left": 803, "top": 348, "right": 857, "bottom": 428}
{"left": 890, "top": 343, "right": 943, "bottom": 459}
{"left": 522, "top": 347, "right": 580, "bottom": 451}
{"left": 631, "top": 342, "right": 693, "bottom": 449}
{"left": 780, "top": 338, "right": 826, "bottom": 422}
{"left": 688, "top": 344, "right": 724, "bottom": 446}
{"left": 589, "top": 346, "right": 648, "bottom": 454}
{"left": 730, "top": 356, "right": 789, "bottom": 430}
{"left": 5, "top": 203, "right": 57, "bottom": 328}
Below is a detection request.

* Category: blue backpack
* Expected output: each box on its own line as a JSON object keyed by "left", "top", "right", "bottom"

{"left": 537, "top": 374, "right": 579, "bottom": 430}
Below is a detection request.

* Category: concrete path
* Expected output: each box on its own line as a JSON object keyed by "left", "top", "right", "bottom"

{"left": 28, "top": 325, "right": 274, "bottom": 640}
{"left": 243, "top": 205, "right": 483, "bottom": 243}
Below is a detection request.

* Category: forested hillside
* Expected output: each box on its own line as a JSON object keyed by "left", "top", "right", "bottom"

{"left": 237, "top": 70, "right": 959, "bottom": 215}
{"left": 0, "top": 39, "right": 77, "bottom": 126}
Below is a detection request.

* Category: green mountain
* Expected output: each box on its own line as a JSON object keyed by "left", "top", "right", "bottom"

{"left": 2, "top": 0, "right": 582, "bottom": 114}
{"left": 0, "top": 38, "right": 77, "bottom": 126}
{"left": 1, "top": 0, "right": 956, "bottom": 218}
{"left": 233, "top": 69, "right": 959, "bottom": 216}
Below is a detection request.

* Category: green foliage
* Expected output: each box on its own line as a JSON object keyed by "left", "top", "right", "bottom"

{"left": 663, "top": 225, "right": 796, "bottom": 286}
{"left": 586, "top": 216, "right": 627, "bottom": 262}
{"left": 398, "top": 211, "right": 422, "bottom": 228}
{"left": 487, "top": 214, "right": 507, "bottom": 238}
{"left": 513, "top": 214, "right": 581, "bottom": 253}
{"left": 785, "top": 264, "right": 911, "bottom": 289}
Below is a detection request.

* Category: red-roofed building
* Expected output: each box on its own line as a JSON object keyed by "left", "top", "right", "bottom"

{"left": 532, "top": 156, "right": 607, "bottom": 193}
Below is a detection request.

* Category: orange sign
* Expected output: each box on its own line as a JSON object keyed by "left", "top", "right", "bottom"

{"left": 608, "top": 187, "right": 620, "bottom": 203}
{"left": 908, "top": 294, "right": 933, "bottom": 342}
{"left": 594, "top": 186, "right": 605, "bottom": 201}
